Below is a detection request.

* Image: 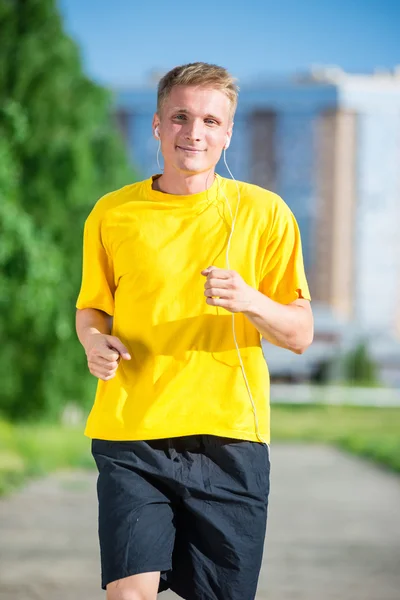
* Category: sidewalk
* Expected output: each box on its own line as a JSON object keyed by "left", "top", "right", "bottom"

{"left": 0, "top": 444, "right": 399, "bottom": 600}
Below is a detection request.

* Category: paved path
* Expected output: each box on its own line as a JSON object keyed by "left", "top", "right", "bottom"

{"left": 0, "top": 444, "right": 399, "bottom": 600}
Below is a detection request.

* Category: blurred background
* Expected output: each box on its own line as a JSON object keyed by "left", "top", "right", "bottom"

{"left": 0, "top": 1, "right": 400, "bottom": 599}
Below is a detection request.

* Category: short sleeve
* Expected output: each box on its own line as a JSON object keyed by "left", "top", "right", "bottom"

{"left": 76, "top": 203, "right": 115, "bottom": 316}
{"left": 258, "top": 199, "right": 311, "bottom": 305}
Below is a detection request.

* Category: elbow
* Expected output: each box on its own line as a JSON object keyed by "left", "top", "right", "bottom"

{"left": 292, "top": 344, "right": 309, "bottom": 355}
{"left": 289, "top": 329, "right": 314, "bottom": 355}
{"left": 286, "top": 305, "right": 314, "bottom": 355}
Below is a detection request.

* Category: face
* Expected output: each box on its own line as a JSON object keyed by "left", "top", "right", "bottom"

{"left": 153, "top": 85, "right": 233, "bottom": 175}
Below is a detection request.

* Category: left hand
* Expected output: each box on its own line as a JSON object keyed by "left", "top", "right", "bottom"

{"left": 201, "top": 266, "right": 256, "bottom": 314}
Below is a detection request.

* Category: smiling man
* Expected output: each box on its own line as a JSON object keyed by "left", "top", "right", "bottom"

{"left": 76, "top": 62, "right": 313, "bottom": 600}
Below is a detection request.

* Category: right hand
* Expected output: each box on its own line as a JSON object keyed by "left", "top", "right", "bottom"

{"left": 85, "top": 333, "right": 131, "bottom": 381}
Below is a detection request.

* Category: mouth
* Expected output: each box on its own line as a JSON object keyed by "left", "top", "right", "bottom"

{"left": 176, "top": 146, "right": 205, "bottom": 154}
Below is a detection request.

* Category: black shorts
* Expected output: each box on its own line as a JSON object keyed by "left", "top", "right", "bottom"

{"left": 91, "top": 434, "right": 270, "bottom": 600}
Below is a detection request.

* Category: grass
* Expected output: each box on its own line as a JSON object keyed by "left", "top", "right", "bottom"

{"left": 0, "top": 403, "right": 399, "bottom": 496}
{"left": 271, "top": 403, "right": 400, "bottom": 472}
{"left": 0, "top": 419, "right": 92, "bottom": 496}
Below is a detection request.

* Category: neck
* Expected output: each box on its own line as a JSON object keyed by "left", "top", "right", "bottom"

{"left": 154, "top": 167, "right": 216, "bottom": 195}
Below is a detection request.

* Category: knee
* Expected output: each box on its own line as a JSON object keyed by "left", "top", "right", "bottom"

{"left": 106, "top": 573, "right": 159, "bottom": 600}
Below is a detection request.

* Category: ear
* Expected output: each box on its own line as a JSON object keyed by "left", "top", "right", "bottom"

{"left": 152, "top": 113, "right": 160, "bottom": 140}
{"left": 225, "top": 122, "right": 234, "bottom": 149}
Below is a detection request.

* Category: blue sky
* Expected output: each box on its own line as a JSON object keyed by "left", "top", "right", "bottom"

{"left": 59, "top": 0, "right": 400, "bottom": 88}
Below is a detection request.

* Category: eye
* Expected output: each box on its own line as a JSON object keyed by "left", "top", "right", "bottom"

{"left": 205, "top": 118, "right": 218, "bottom": 125}
{"left": 173, "top": 114, "right": 187, "bottom": 121}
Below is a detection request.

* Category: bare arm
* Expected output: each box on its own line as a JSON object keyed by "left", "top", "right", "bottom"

{"left": 243, "top": 296, "right": 314, "bottom": 354}
{"left": 202, "top": 267, "right": 313, "bottom": 355}
{"left": 76, "top": 308, "right": 112, "bottom": 348}
{"left": 76, "top": 308, "right": 131, "bottom": 380}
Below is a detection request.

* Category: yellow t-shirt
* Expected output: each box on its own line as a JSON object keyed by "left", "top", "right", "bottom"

{"left": 76, "top": 174, "right": 310, "bottom": 443}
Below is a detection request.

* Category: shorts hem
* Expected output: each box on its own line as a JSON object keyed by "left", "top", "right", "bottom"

{"left": 101, "top": 562, "right": 172, "bottom": 590}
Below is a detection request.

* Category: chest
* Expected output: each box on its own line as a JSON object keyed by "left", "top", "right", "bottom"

{"left": 103, "top": 205, "right": 261, "bottom": 290}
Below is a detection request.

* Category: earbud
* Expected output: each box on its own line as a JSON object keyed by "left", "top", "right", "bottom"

{"left": 154, "top": 126, "right": 160, "bottom": 139}
{"left": 224, "top": 135, "right": 230, "bottom": 150}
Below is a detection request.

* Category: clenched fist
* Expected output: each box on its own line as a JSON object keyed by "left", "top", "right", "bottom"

{"left": 85, "top": 333, "right": 131, "bottom": 381}
{"left": 201, "top": 266, "right": 256, "bottom": 314}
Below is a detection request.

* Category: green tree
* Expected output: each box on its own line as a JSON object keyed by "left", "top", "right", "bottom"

{"left": 342, "top": 341, "right": 380, "bottom": 387}
{"left": 0, "top": 0, "right": 136, "bottom": 420}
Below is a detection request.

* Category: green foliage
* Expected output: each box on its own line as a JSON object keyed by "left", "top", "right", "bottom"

{"left": 0, "top": 0, "right": 136, "bottom": 420}
{"left": 341, "top": 341, "right": 380, "bottom": 387}
{"left": 271, "top": 403, "right": 400, "bottom": 473}
{"left": 0, "top": 417, "right": 92, "bottom": 496}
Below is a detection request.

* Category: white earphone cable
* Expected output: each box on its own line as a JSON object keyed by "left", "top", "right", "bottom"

{"left": 156, "top": 140, "right": 163, "bottom": 172}
{"left": 217, "top": 152, "right": 268, "bottom": 447}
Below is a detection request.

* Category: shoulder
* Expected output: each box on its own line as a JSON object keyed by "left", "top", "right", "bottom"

{"left": 220, "top": 177, "right": 294, "bottom": 221}
{"left": 88, "top": 180, "right": 146, "bottom": 223}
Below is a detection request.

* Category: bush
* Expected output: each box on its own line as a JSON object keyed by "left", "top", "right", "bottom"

{"left": 341, "top": 341, "right": 380, "bottom": 387}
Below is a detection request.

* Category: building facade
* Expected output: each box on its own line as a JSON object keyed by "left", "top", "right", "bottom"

{"left": 113, "top": 68, "right": 400, "bottom": 339}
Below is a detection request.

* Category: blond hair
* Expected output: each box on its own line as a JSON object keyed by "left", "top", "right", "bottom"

{"left": 157, "top": 62, "right": 239, "bottom": 120}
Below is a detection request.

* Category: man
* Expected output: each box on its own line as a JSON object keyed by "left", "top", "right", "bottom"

{"left": 76, "top": 62, "right": 313, "bottom": 600}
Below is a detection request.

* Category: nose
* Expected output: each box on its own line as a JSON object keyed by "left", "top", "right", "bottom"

{"left": 185, "top": 119, "right": 203, "bottom": 142}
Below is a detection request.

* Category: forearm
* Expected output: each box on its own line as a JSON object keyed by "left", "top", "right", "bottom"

{"left": 243, "top": 290, "right": 313, "bottom": 354}
{"left": 75, "top": 308, "right": 112, "bottom": 351}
